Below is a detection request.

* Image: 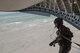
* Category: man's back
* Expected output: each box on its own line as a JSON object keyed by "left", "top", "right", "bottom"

{"left": 56, "top": 25, "right": 73, "bottom": 46}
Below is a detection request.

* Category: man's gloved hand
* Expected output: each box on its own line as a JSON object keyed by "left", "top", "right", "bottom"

{"left": 49, "top": 42, "right": 53, "bottom": 46}
{"left": 49, "top": 42, "right": 55, "bottom": 47}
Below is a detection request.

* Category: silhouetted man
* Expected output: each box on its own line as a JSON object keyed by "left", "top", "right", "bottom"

{"left": 49, "top": 18, "right": 73, "bottom": 53}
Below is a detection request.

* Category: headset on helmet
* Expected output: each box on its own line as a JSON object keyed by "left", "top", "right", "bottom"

{"left": 54, "top": 18, "right": 63, "bottom": 25}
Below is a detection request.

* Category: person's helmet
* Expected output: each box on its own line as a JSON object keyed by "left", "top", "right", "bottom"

{"left": 54, "top": 18, "right": 63, "bottom": 25}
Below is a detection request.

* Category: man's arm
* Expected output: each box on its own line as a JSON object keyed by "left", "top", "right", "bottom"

{"left": 49, "top": 30, "right": 62, "bottom": 47}
{"left": 49, "top": 37, "right": 61, "bottom": 46}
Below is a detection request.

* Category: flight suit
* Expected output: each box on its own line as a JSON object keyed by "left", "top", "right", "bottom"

{"left": 49, "top": 26, "right": 73, "bottom": 53}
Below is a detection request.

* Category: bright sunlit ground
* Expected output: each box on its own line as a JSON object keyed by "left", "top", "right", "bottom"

{"left": 0, "top": 12, "right": 80, "bottom": 53}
